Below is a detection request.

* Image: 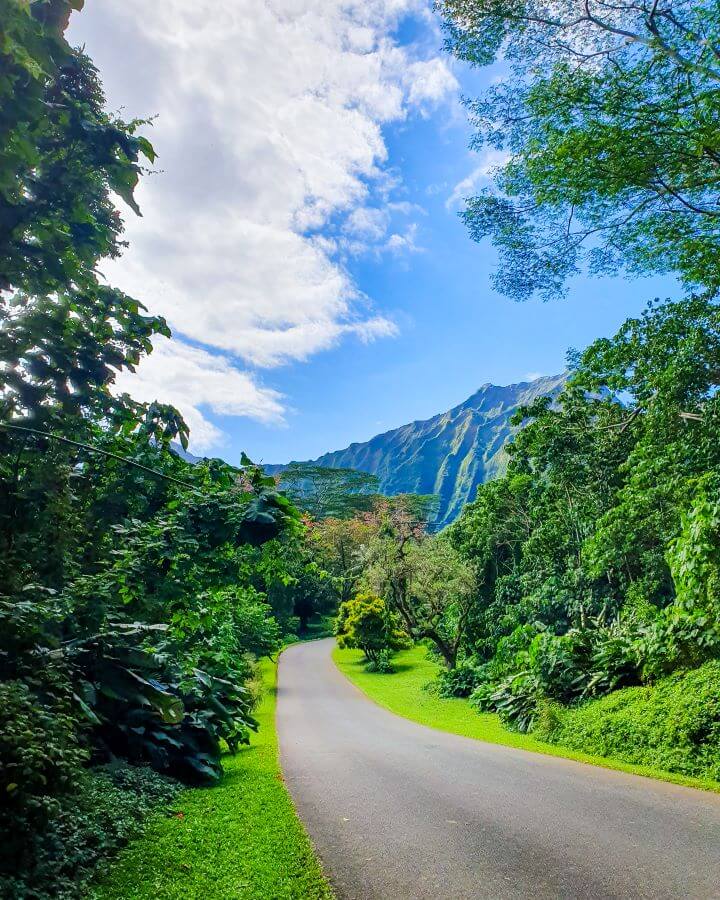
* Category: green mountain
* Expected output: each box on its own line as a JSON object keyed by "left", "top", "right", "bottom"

{"left": 290, "top": 374, "right": 566, "bottom": 527}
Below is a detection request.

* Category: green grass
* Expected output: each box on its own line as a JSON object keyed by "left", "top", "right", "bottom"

{"left": 333, "top": 644, "right": 720, "bottom": 794}
{"left": 92, "top": 657, "right": 333, "bottom": 900}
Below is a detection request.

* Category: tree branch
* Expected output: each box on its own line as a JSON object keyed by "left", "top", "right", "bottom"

{"left": 0, "top": 422, "right": 200, "bottom": 492}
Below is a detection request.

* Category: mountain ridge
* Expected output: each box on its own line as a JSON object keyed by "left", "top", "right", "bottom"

{"left": 278, "top": 373, "right": 567, "bottom": 527}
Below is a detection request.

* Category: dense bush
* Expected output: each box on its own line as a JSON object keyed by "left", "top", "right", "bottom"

{"left": 1, "top": 762, "right": 180, "bottom": 899}
{"left": 535, "top": 662, "right": 720, "bottom": 781}
{"left": 0, "top": 678, "right": 88, "bottom": 853}
{"left": 365, "top": 648, "right": 396, "bottom": 674}
{"left": 335, "top": 592, "right": 411, "bottom": 668}
{"left": 0, "top": 4, "right": 324, "bottom": 893}
{"left": 435, "top": 662, "right": 484, "bottom": 698}
{"left": 444, "top": 296, "right": 720, "bottom": 741}
{"left": 487, "top": 672, "right": 542, "bottom": 734}
{"left": 467, "top": 668, "right": 497, "bottom": 712}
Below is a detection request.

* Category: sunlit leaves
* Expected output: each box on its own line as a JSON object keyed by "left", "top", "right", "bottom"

{"left": 441, "top": 1, "right": 720, "bottom": 297}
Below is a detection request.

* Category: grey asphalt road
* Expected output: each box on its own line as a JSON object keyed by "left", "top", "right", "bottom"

{"left": 276, "top": 638, "right": 720, "bottom": 900}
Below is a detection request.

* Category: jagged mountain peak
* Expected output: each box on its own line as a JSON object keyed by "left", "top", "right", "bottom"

{"left": 296, "top": 373, "right": 566, "bottom": 527}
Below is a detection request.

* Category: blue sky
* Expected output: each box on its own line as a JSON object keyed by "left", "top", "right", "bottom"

{"left": 69, "top": 1, "right": 675, "bottom": 465}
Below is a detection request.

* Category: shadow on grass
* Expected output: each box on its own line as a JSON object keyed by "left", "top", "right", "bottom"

{"left": 388, "top": 662, "right": 416, "bottom": 674}
{"left": 349, "top": 661, "right": 416, "bottom": 675}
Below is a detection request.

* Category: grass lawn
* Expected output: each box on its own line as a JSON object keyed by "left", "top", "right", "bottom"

{"left": 92, "top": 656, "right": 333, "bottom": 900}
{"left": 333, "top": 644, "right": 720, "bottom": 794}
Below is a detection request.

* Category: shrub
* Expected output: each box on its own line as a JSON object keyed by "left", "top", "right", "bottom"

{"left": 365, "top": 649, "right": 395, "bottom": 673}
{"left": 468, "top": 679, "right": 495, "bottom": 712}
{"left": 0, "top": 763, "right": 180, "bottom": 899}
{"left": 468, "top": 663, "right": 501, "bottom": 711}
{"left": 527, "top": 631, "right": 588, "bottom": 703}
{"left": 61, "top": 623, "right": 258, "bottom": 784}
{"left": 534, "top": 698, "right": 564, "bottom": 738}
{"left": 436, "top": 663, "right": 483, "bottom": 698}
{"left": 583, "top": 619, "right": 643, "bottom": 696}
{"left": 536, "top": 661, "right": 720, "bottom": 781}
{"left": 466, "top": 616, "right": 652, "bottom": 729}
{"left": 335, "top": 592, "right": 411, "bottom": 668}
{"left": 0, "top": 678, "right": 89, "bottom": 876}
{"left": 488, "top": 671, "right": 542, "bottom": 733}
{"left": 527, "top": 621, "right": 644, "bottom": 705}
{"left": 0, "top": 590, "right": 260, "bottom": 788}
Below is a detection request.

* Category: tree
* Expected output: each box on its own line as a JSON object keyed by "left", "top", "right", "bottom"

{"left": 258, "top": 534, "right": 334, "bottom": 632}
{"left": 335, "top": 592, "right": 410, "bottom": 667}
{"left": 363, "top": 530, "right": 478, "bottom": 669}
{"left": 308, "top": 515, "right": 375, "bottom": 604}
{"left": 278, "top": 464, "right": 379, "bottom": 519}
{"left": 1, "top": 0, "right": 156, "bottom": 298}
{"left": 444, "top": 292, "right": 720, "bottom": 726}
{"left": 440, "top": 0, "right": 720, "bottom": 298}
{"left": 0, "top": 5, "right": 306, "bottom": 890}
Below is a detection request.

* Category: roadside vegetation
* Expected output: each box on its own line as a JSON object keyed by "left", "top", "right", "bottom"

{"left": 327, "top": 0, "right": 720, "bottom": 793}
{"left": 4, "top": 0, "right": 720, "bottom": 895}
{"left": 93, "top": 658, "right": 333, "bottom": 900}
{"left": 329, "top": 296, "right": 720, "bottom": 787}
{"left": 334, "top": 646, "right": 720, "bottom": 791}
{"left": 1, "top": 4, "right": 333, "bottom": 895}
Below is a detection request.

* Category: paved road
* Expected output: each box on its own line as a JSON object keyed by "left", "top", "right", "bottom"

{"left": 276, "top": 639, "right": 720, "bottom": 900}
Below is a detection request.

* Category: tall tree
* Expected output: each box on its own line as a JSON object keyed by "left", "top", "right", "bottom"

{"left": 363, "top": 522, "right": 478, "bottom": 668}
{"left": 440, "top": 1, "right": 720, "bottom": 299}
{"left": 309, "top": 516, "right": 376, "bottom": 604}
{"left": 278, "top": 464, "right": 380, "bottom": 520}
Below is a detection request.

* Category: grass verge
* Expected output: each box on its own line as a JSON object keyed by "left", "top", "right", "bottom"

{"left": 92, "top": 656, "right": 333, "bottom": 900}
{"left": 333, "top": 644, "right": 720, "bottom": 794}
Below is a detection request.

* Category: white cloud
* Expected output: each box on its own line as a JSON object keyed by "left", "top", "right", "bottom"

{"left": 384, "top": 223, "right": 422, "bottom": 255}
{"left": 344, "top": 207, "right": 389, "bottom": 242}
{"left": 404, "top": 58, "right": 459, "bottom": 111}
{"left": 114, "top": 338, "right": 285, "bottom": 453}
{"left": 446, "top": 149, "right": 511, "bottom": 210}
{"left": 69, "top": 1, "right": 457, "bottom": 448}
{"left": 340, "top": 204, "right": 424, "bottom": 257}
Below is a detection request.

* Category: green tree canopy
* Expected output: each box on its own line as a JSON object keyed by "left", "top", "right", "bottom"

{"left": 444, "top": 293, "right": 720, "bottom": 725}
{"left": 440, "top": 0, "right": 720, "bottom": 298}
{"left": 0, "top": 7, "right": 306, "bottom": 890}
{"left": 277, "top": 464, "right": 380, "bottom": 520}
{"left": 335, "top": 592, "right": 411, "bottom": 666}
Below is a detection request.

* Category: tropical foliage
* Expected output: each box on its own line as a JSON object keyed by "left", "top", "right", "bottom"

{"left": 335, "top": 592, "right": 411, "bottom": 670}
{"left": 362, "top": 514, "right": 478, "bottom": 668}
{"left": 444, "top": 294, "right": 720, "bottom": 733}
{"left": 334, "top": 289, "right": 720, "bottom": 773}
{"left": 276, "top": 463, "right": 380, "bottom": 520}
{"left": 535, "top": 661, "right": 720, "bottom": 782}
{"left": 440, "top": 0, "right": 720, "bottom": 299}
{"left": 0, "top": 3, "right": 317, "bottom": 894}
{"left": 5, "top": 0, "right": 720, "bottom": 892}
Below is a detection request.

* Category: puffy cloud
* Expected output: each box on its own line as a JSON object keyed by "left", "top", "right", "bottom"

{"left": 340, "top": 204, "right": 424, "bottom": 257}
{"left": 404, "top": 58, "right": 460, "bottom": 110}
{"left": 69, "top": 0, "right": 457, "bottom": 447}
{"left": 344, "top": 207, "right": 389, "bottom": 242}
{"left": 384, "top": 223, "right": 422, "bottom": 255}
{"left": 113, "top": 338, "right": 285, "bottom": 453}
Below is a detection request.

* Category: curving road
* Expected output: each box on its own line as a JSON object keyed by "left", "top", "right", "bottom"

{"left": 276, "top": 639, "right": 720, "bottom": 900}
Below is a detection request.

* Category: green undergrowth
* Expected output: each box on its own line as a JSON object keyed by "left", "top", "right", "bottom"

{"left": 333, "top": 644, "right": 720, "bottom": 794}
{"left": 92, "top": 657, "right": 332, "bottom": 900}
{"left": 538, "top": 661, "right": 720, "bottom": 781}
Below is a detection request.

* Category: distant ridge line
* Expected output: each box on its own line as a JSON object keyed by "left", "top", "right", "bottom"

{"left": 272, "top": 373, "right": 567, "bottom": 526}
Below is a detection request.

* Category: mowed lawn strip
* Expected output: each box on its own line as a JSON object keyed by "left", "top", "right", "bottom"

{"left": 92, "top": 657, "right": 333, "bottom": 900}
{"left": 333, "top": 644, "right": 720, "bottom": 794}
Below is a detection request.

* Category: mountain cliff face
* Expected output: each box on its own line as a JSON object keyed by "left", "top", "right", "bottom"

{"left": 297, "top": 374, "right": 566, "bottom": 527}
